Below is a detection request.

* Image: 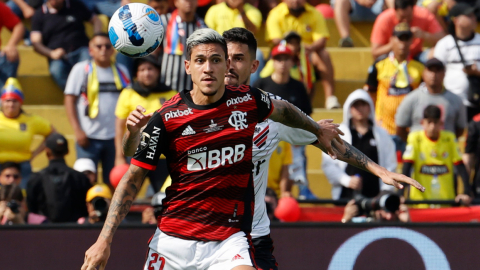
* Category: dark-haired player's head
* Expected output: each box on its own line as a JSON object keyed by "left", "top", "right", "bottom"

{"left": 421, "top": 105, "right": 443, "bottom": 140}
{"left": 185, "top": 28, "right": 229, "bottom": 97}
{"left": 148, "top": 0, "right": 170, "bottom": 15}
{"left": 0, "top": 162, "right": 21, "bottom": 186}
{"left": 394, "top": 0, "right": 415, "bottom": 23}
{"left": 89, "top": 33, "right": 113, "bottom": 67}
{"left": 222, "top": 28, "right": 259, "bottom": 86}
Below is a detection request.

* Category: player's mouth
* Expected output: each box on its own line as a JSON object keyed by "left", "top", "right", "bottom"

{"left": 202, "top": 77, "right": 217, "bottom": 84}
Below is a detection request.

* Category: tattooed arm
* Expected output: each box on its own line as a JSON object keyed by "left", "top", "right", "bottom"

{"left": 315, "top": 140, "right": 425, "bottom": 192}
{"left": 269, "top": 99, "right": 344, "bottom": 158}
{"left": 81, "top": 164, "right": 149, "bottom": 270}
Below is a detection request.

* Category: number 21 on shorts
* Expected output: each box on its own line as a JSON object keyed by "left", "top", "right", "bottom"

{"left": 146, "top": 252, "right": 165, "bottom": 270}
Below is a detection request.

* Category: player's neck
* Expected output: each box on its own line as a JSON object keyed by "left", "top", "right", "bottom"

{"left": 190, "top": 85, "right": 225, "bottom": 105}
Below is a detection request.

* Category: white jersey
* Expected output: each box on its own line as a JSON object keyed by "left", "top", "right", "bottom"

{"left": 250, "top": 94, "right": 317, "bottom": 238}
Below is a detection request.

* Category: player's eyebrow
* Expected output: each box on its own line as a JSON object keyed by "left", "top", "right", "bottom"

{"left": 232, "top": 53, "right": 245, "bottom": 58}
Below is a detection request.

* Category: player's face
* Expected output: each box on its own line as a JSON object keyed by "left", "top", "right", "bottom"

{"left": 422, "top": 118, "right": 443, "bottom": 139}
{"left": 0, "top": 168, "right": 21, "bottom": 186}
{"left": 137, "top": 62, "right": 160, "bottom": 88}
{"left": 185, "top": 43, "right": 228, "bottom": 96}
{"left": 273, "top": 55, "right": 293, "bottom": 75}
{"left": 148, "top": 0, "right": 169, "bottom": 15}
{"left": 89, "top": 36, "right": 114, "bottom": 64}
{"left": 225, "top": 42, "right": 258, "bottom": 87}
{"left": 350, "top": 100, "right": 370, "bottom": 121}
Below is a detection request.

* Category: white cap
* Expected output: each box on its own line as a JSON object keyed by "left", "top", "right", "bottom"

{"left": 73, "top": 158, "right": 96, "bottom": 173}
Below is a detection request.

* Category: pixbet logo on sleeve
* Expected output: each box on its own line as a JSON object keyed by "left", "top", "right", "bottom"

{"left": 164, "top": 108, "right": 193, "bottom": 121}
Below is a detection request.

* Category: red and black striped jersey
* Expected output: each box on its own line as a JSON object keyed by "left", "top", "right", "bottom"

{"left": 131, "top": 85, "right": 273, "bottom": 241}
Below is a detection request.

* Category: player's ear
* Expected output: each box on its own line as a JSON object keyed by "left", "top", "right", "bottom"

{"left": 250, "top": 59, "right": 260, "bottom": 74}
{"left": 185, "top": 59, "right": 191, "bottom": 75}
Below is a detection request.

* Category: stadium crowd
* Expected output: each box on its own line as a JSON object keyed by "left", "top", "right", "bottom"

{"left": 1, "top": 0, "right": 480, "bottom": 225}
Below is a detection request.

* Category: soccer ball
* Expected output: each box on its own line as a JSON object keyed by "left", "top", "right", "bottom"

{"left": 108, "top": 3, "right": 164, "bottom": 58}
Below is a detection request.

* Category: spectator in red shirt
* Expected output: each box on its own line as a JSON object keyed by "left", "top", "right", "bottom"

{"left": 0, "top": 2, "right": 24, "bottom": 89}
{"left": 370, "top": 0, "right": 444, "bottom": 63}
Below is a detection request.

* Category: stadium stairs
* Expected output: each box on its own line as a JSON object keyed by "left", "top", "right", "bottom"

{"left": 2, "top": 14, "right": 377, "bottom": 199}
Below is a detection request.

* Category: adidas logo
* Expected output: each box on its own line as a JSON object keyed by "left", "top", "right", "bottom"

{"left": 231, "top": 254, "right": 244, "bottom": 262}
{"left": 182, "top": 125, "right": 196, "bottom": 136}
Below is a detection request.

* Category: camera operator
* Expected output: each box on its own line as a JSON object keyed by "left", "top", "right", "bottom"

{"left": 0, "top": 183, "right": 25, "bottom": 225}
{"left": 341, "top": 191, "right": 410, "bottom": 223}
{"left": 77, "top": 184, "right": 112, "bottom": 225}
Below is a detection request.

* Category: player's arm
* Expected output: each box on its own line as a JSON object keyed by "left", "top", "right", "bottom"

{"left": 314, "top": 140, "right": 424, "bottom": 192}
{"left": 269, "top": 99, "right": 344, "bottom": 159}
{"left": 82, "top": 164, "right": 149, "bottom": 270}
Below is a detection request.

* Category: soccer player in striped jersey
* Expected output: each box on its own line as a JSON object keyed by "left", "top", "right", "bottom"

{"left": 115, "top": 28, "right": 425, "bottom": 270}
{"left": 81, "top": 28, "right": 352, "bottom": 270}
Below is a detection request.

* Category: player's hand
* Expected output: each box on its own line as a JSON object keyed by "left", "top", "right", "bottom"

{"left": 76, "top": 130, "right": 90, "bottom": 148}
{"left": 126, "top": 105, "right": 153, "bottom": 134}
{"left": 316, "top": 119, "right": 344, "bottom": 159}
{"left": 455, "top": 194, "right": 472, "bottom": 206}
{"left": 348, "top": 175, "right": 362, "bottom": 190}
{"left": 50, "top": 48, "right": 66, "bottom": 60}
{"left": 82, "top": 239, "right": 111, "bottom": 270}
{"left": 377, "top": 168, "right": 425, "bottom": 192}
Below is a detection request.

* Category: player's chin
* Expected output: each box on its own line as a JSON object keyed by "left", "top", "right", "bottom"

{"left": 199, "top": 85, "right": 219, "bottom": 97}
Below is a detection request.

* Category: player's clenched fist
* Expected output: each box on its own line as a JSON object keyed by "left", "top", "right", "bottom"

{"left": 81, "top": 240, "right": 111, "bottom": 270}
{"left": 126, "top": 105, "right": 153, "bottom": 134}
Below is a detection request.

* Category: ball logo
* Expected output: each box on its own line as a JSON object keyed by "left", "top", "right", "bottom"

{"left": 187, "top": 145, "right": 246, "bottom": 171}
{"left": 229, "top": 111, "right": 248, "bottom": 130}
{"left": 328, "top": 227, "right": 450, "bottom": 270}
{"left": 143, "top": 7, "right": 161, "bottom": 25}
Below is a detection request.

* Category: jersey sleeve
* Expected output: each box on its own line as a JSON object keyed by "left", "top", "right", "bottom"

{"left": 402, "top": 133, "right": 417, "bottom": 163}
{"left": 131, "top": 112, "right": 167, "bottom": 170}
{"left": 312, "top": 11, "right": 329, "bottom": 40}
{"left": 250, "top": 87, "right": 274, "bottom": 122}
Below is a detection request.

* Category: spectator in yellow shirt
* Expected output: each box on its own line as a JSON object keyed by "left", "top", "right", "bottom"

{"left": 267, "top": 141, "right": 294, "bottom": 198}
{"left": 402, "top": 105, "right": 471, "bottom": 208}
{"left": 0, "top": 78, "right": 55, "bottom": 189}
{"left": 205, "top": 0, "right": 265, "bottom": 84}
{"left": 265, "top": 0, "right": 340, "bottom": 109}
{"left": 114, "top": 56, "right": 177, "bottom": 192}
{"left": 205, "top": 0, "right": 262, "bottom": 35}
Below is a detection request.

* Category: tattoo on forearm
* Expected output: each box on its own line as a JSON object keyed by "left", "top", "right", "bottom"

{"left": 274, "top": 101, "right": 319, "bottom": 135}
{"left": 122, "top": 132, "right": 141, "bottom": 156}
{"left": 99, "top": 166, "right": 147, "bottom": 242}
{"left": 319, "top": 140, "right": 373, "bottom": 171}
